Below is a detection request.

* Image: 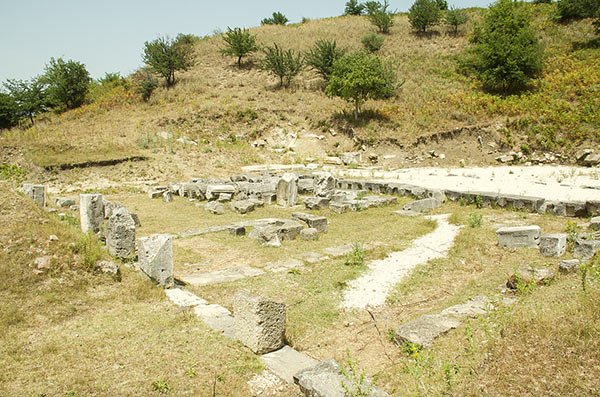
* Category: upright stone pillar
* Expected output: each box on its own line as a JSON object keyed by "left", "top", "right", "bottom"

{"left": 80, "top": 194, "right": 104, "bottom": 234}
{"left": 137, "top": 234, "right": 173, "bottom": 287}
{"left": 106, "top": 207, "right": 136, "bottom": 259}
{"left": 22, "top": 183, "right": 47, "bottom": 207}
{"left": 276, "top": 173, "right": 298, "bottom": 207}
{"left": 234, "top": 292, "right": 286, "bottom": 354}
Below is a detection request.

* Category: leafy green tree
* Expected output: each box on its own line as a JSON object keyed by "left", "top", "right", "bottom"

{"left": 345, "top": 0, "right": 365, "bottom": 15}
{"left": 362, "top": 33, "right": 385, "bottom": 52}
{"left": 221, "top": 27, "right": 259, "bottom": 66}
{"left": 467, "top": 0, "right": 543, "bottom": 93}
{"left": 409, "top": 0, "right": 442, "bottom": 33}
{"left": 305, "top": 40, "right": 345, "bottom": 81}
{"left": 40, "top": 58, "right": 90, "bottom": 111}
{"left": 556, "top": 0, "right": 599, "bottom": 21}
{"left": 326, "top": 52, "right": 397, "bottom": 119}
{"left": 445, "top": 6, "right": 469, "bottom": 35}
{"left": 131, "top": 68, "right": 158, "bottom": 102}
{"left": 367, "top": 1, "right": 395, "bottom": 33}
{"left": 142, "top": 35, "right": 195, "bottom": 88}
{"left": 261, "top": 44, "right": 303, "bottom": 88}
{"left": 364, "top": 1, "right": 381, "bottom": 14}
{"left": 4, "top": 78, "right": 47, "bottom": 124}
{"left": 261, "top": 12, "right": 288, "bottom": 25}
{"left": 0, "top": 92, "right": 18, "bottom": 129}
{"left": 435, "top": 0, "right": 449, "bottom": 10}
{"left": 88, "top": 72, "right": 129, "bottom": 102}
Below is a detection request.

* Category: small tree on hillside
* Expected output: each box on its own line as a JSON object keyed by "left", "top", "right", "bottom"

{"left": 142, "top": 35, "right": 195, "bottom": 88}
{"left": 409, "top": 0, "right": 442, "bottom": 33}
{"left": 445, "top": 6, "right": 469, "bottom": 35}
{"left": 367, "top": 1, "right": 395, "bottom": 34}
{"left": 362, "top": 33, "right": 385, "bottom": 52}
{"left": 221, "top": 27, "right": 258, "bottom": 66}
{"left": 0, "top": 92, "right": 19, "bottom": 129}
{"left": 326, "top": 52, "right": 397, "bottom": 120}
{"left": 305, "top": 40, "right": 346, "bottom": 82}
{"left": 261, "top": 44, "right": 303, "bottom": 88}
{"left": 4, "top": 78, "right": 47, "bottom": 124}
{"left": 345, "top": 0, "right": 365, "bottom": 15}
{"left": 467, "top": 0, "right": 543, "bottom": 93}
{"left": 131, "top": 68, "right": 158, "bottom": 102}
{"left": 40, "top": 58, "right": 90, "bottom": 111}
{"left": 435, "top": 0, "right": 449, "bottom": 10}
{"left": 555, "top": 0, "right": 599, "bottom": 21}
{"left": 261, "top": 12, "right": 289, "bottom": 25}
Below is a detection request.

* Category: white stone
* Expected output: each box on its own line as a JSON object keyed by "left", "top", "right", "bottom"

{"left": 79, "top": 194, "right": 104, "bottom": 234}
{"left": 137, "top": 234, "right": 173, "bottom": 287}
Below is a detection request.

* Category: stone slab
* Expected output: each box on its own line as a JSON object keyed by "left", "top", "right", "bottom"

{"left": 539, "top": 233, "right": 567, "bottom": 257}
{"left": 292, "top": 212, "right": 328, "bottom": 232}
{"left": 394, "top": 314, "right": 461, "bottom": 348}
{"left": 265, "top": 259, "right": 305, "bottom": 273}
{"left": 180, "top": 266, "right": 265, "bottom": 286}
{"left": 137, "top": 234, "right": 174, "bottom": 287}
{"left": 261, "top": 346, "right": 319, "bottom": 384}
{"left": 496, "top": 225, "right": 541, "bottom": 248}
{"left": 165, "top": 288, "right": 208, "bottom": 308}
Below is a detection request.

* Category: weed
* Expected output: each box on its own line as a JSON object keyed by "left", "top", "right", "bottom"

{"left": 442, "top": 362, "right": 459, "bottom": 393}
{"left": 0, "top": 164, "right": 26, "bottom": 182}
{"left": 474, "top": 195, "right": 484, "bottom": 209}
{"left": 344, "top": 243, "right": 365, "bottom": 266}
{"left": 513, "top": 272, "right": 537, "bottom": 295}
{"left": 401, "top": 340, "right": 422, "bottom": 359}
{"left": 185, "top": 367, "right": 197, "bottom": 378}
{"left": 341, "top": 353, "right": 372, "bottom": 397}
{"left": 448, "top": 212, "right": 461, "bottom": 225}
{"left": 467, "top": 212, "right": 483, "bottom": 228}
{"left": 580, "top": 253, "right": 600, "bottom": 293}
{"left": 564, "top": 220, "right": 581, "bottom": 253}
{"left": 72, "top": 232, "right": 104, "bottom": 271}
{"left": 152, "top": 379, "right": 170, "bottom": 394}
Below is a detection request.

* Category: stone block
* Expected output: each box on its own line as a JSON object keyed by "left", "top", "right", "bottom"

{"left": 506, "top": 267, "right": 555, "bottom": 289}
{"left": 590, "top": 216, "right": 600, "bottom": 231}
{"left": 148, "top": 188, "right": 166, "bottom": 199}
{"left": 228, "top": 225, "right": 246, "bottom": 236}
{"left": 586, "top": 201, "right": 600, "bottom": 217}
{"left": 297, "top": 177, "right": 315, "bottom": 194}
{"left": 496, "top": 225, "right": 541, "bottom": 248}
{"left": 55, "top": 197, "right": 75, "bottom": 208}
{"left": 300, "top": 228, "right": 319, "bottom": 241}
{"left": 277, "top": 220, "right": 305, "bottom": 241}
{"left": 249, "top": 226, "right": 282, "bottom": 247}
{"left": 329, "top": 202, "right": 350, "bottom": 214}
{"left": 304, "top": 196, "right": 331, "bottom": 210}
{"left": 559, "top": 259, "right": 580, "bottom": 274}
{"left": 276, "top": 173, "right": 299, "bottom": 207}
{"left": 206, "top": 184, "right": 236, "bottom": 200}
{"left": 79, "top": 194, "right": 104, "bottom": 234}
{"left": 22, "top": 183, "right": 46, "bottom": 207}
{"left": 230, "top": 200, "right": 255, "bottom": 214}
{"left": 205, "top": 201, "right": 226, "bottom": 215}
{"left": 162, "top": 191, "right": 173, "bottom": 203}
{"left": 137, "top": 234, "right": 173, "bottom": 287}
{"left": 574, "top": 239, "right": 600, "bottom": 260}
{"left": 313, "top": 172, "right": 336, "bottom": 198}
{"left": 539, "top": 233, "right": 567, "bottom": 257}
{"left": 403, "top": 198, "right": 441, "bottom": 213}
{"left": 106, "top": 207, "right": 136, "bottom": 259}
{"left": 292, "top": 212, "right": 328, "bottom": 232}
{"left": 394, "top": 314, "right": 461, "bottom": 349}
{"left": 233, "top": 292, "right": 286, "bottom": 354}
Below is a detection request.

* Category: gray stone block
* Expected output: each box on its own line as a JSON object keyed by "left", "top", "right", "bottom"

{"left": 230, "top": 200, "right": 255, "bottom": 214}
{"left": 506, "top": 267, "right": 555, "bottom": 289}
{"left": 574, "top": 239, "right": 600, "bottom": 260}
{"left": 329, "top": 202, "right": 350, "bottom": 214}
{"left": 22, "top": 183, "right": 46, "bottom": 207}
{"left": 590, "top": 216, "right": 600, "bottom": 231}
{"left": 403, "top": 198, "right": 441, "bottom": 213}
{"left": 137, "top": 234, "right": 173, "bottom": 287}
{"left": 205, "top": 201, "right": 225, "bottom": 215}
{"left": 277, "top": 220, "right": 305, "bottom": 241}
{"left": 79, "top": 194, "right": 104, "bottom": 234}
{"left": 300, "top": 228, "right": 319, "bottom": 241}
{"left": 304, "top": 196, "right": 331, "bottom": 210}
{"left": 55, "top": 197, "right": 75, "bottom": 208}
{"left": 539, "top": 233, "right": 567, "bottom": 257}
{"left": 314, "top": 172, "right": 336, "bottom": 198}
{"left": 496, "top": 225, "right": 541, "bottom": 248}
{"left": 292, "top": 212, "right": 328, "bottom": 233}
{"left": 559, "top": 259, "right": 580, "bottom": 274}
{"left": 394, "top": 314, "right": 461, "bottom": 348}
{"left": 234, "top": 292, "right": 286, "bottom": 355}
{"left": 106, "top": 207, "right": 136, "bottom": 259}
{"left": 276, "top": 173, "right": 299, "bottom": 207}
{"left": 206, "top": 184, "right": 236, "bottom": 201}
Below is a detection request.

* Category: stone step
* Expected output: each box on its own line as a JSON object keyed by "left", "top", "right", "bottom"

{"left": 261, "top": 346, "right": 319, "bottom": 384}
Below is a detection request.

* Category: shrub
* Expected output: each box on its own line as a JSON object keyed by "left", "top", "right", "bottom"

{"left": 364, "top": 1, "right": 381, "bottom": 14}
{"left": 465, "top": 0, "right": 543, "bottom": 93}
{"left": 409, "top": 0, "right": 442, "bottom": 32}
{"left": 261, "top": 44, "right": 303, "bottom": 88}
{"left": 88, "top": 72, "right": 129, "bottom": 103}
{"left": 367, "top": 0, "right": 395, "bottom": 34}
{"left": 3, "top": 78, "right": 47, "bottom": 124}
{"left": 467, "top": 212, "right": 483, "bottom": 228}
{"left": 445, "top": 6, "right": 469, "bottom": 35}
{"left": 556, "top": 0, "right": 599, "bottom": 21}
{"left": 305, "top": 40, "right": 345, "bottom": 81}
{"left": 40, "top": 57, "right": 90, "bottom": 111}
{"left": 435, "top": 0, "right": 449, "bottom": 10}
{"left": 362, "top": 33, "right": 385, "bottom": 52}
{"left": 0, "top": 92, "right": 18, "bottom": 129}
{"left": 345, "top": 0, "right": 365, "bottom": 15}
{"left": 131, "top": 68, "right": 158, "bottom": 102}
{"left": 261, "top": 11, "right": 288, "bottom": 25}
{"left": 142, "top": 35, "right": 195, "bottom": 87}
{"left": 344, "top": 243, "right": 365, "bottom": 266}
{"left": 326, "top": 52, "right": 397, "bottom": 119}
{"left": 221, "top": 27, "right": 258, "bottom": 66}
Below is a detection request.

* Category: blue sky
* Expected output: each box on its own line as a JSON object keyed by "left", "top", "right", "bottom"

{"left": 0, "top": 0, "right": 492, "bottom": 82}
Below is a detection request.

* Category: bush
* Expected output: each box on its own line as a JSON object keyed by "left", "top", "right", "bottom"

{"left": 409, "top": 0, "right": 442, "bottom": 32}
{"left": 445, "top": 6, "right": 469, "bottom": 35}
{"left": 345, "top": 0, "right": 365, "bottom": 15}
{"left": 362, "top": 33, "right": 385, "bottom": 52}
{"left": 435, "top": 0, "right": 449, "bottom": 10}
{"left": 556, "top": 0, "right": 599, "bottom": 21}
{"left": 88, "top": 72, "right": 129, "bottom": 103}
{"left": 367, "top": 0, "right": 395, "bottom": 33}
{"left": 344, "top": 243, "right": 365, "bottom": 266}
{"left": 261, "top": 44, "right": 303, "bottom": 88}
{"left": 3, "top": 78, "right": 47, "bottom": 124}
{"left": 220, "top": 27, "right": 258, "bottom": 66}
{"left": 142, "top": 35, "right": 195, "bottom": 87}
{"left": 465, "top": 0, "right": 543, "bottom": 93}
{"left": 261, "top": 11, "right": 288, "bottom": 25}
{"left": 305, "top": 40, "right": 345, "bottom": 81}
{"left": 467, "top": 212, "right": 483, "bottom": 228}
{"left": 40, "top": 58, "right": 90, "bottom": 111}
{"left": 326, "top": 52, "right": 397, "bottom": 119}
{"left": 131, "top": 68, "right": 158, "bottom": 102}
{"left": 0, "top": 92, "right": 18, "bottom": 129}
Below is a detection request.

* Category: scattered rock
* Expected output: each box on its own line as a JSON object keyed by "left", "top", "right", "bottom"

{"left": 313, "top": 172, "right": 336, "bottom": 198}
{"left": 228, "top": 225, "right": 246, "bottom": 236}
{"left": 234, "top": 292, "right": 286, "bottom": 355}
{"left": 340, "top": 152, "right": 361, "bottom": 165}
{"left": 394, "top": 314, "right": 461, "bottom": 349}
{"left": 34, "top": 256, "right": 52, "bottom": 270}
{"left": 496, "top": 225, "right": 541, "bottom": 248}
{"left": 304, "top": 196, "right": 331, "bottom": 210}
{"left": 48, "top": 235, "right": 59, "bottom": 242}
{"left": 55, "top": 197, "right": 75, "bottom": 208}
{"left": 249, "top": 226, "right": 282, "bottom": 248}
{"left": 148, "top": 188, "right": 166, "bottom": 199}
{"left": 22, "top": 183, "right": 46, "bottom": 207}
{"left": 96, "top": 260, "right": 121, "bottom": 281}
{"left": 539, "top": 233, "right": 567, "bottom": 257}
{"left": 506, "top": 267, "right": 555, "bottom": 289}
{"left": 300, "top": 228, "right": 319, "bottom": 241}
{"left": 590, "top": 216, "right": 600, "bottom": 231}
{"left": 403, "top": 198, "right": 442, "bottom": 213}
{"left": 496, "top": 154, "right": 515, "bottom": 163}
{"left": 574, "top": 238, "right": 600, "bottom": 260}
{"left": 137, "top": 234, "right": 174, "bottom": 288}
{"left": 106, "top": 207, "right": 136, "bottom": 260}
{"left": 162, "top": 190, "right": 173, "bottom": 203}
{"left": 205, "top": 201, "right": 226, "bottom": 215}
{"left": 292, "top": 212, "right": 328, "bottom": 232}
{"left": 230, "top": 200, "right": 256, "bottom": 214}
{"left": 323, "top": 156, "right": 343, "bottom": 166}
{"left": 559, "top": 259, "right": 580, "bottom": 274}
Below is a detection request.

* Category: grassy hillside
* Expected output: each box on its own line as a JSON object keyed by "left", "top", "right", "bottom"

{"left": 1, "top": 4, "right": 598, "bottom": 172}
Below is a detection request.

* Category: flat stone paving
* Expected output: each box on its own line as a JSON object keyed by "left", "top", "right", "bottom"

{"left": 180, "top": 265, "right": 265, "bottom": 286}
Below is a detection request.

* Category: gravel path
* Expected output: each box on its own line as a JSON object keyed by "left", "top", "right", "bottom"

{"left": 342, "top": 214, "right": 461, "bottom": 310}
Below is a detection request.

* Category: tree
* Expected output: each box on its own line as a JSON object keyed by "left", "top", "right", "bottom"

{"left": 467, "top": 0, "right": 543, "bottom": 93}
{"left": 261, "top": 44, "right": 303, "bottom": 88}
{"left": 261, "top": 12, "right": 288, "bottom": 25}
{"left": 142, "top": 35, "right": 195, "bottom": 88}
{"left": 41, "top": 58, "right": 90, "bottom": 111}
{"left": 367, "top": 1, "right": 395, "bottom": 33}
{"left": 435, "top": 0, "right": 449, "bottom": 10}
{"left": 556, "top": 0, "right": 599, "bottom": 21}
{"left": 305, "top": 40, "right": 345, "bottom": 81}
{"left": 131, "top": 68, "right": 158, "bottom": 102}
{"left": 362, "top": 33, "right": 385, "bottom": 52}
{"left": 408, "top": 0, "right": 442, "bottom": 33}
{"left": 221, "top": 27, "right": 258, "bottom": 66}
{"left": 4, "top": 78, "right": 47, "bottom": 124}
{"left": 345, "top": 0, "right": 365, "bottom": 15}
{"left": 0, "top": 92, "right": 18, "bottom": 129}
{"left": 326, "top": 52, "right": 397, "bottom": 120}
{"left": 445, "top": 6, "right": 469, "bottom": 35}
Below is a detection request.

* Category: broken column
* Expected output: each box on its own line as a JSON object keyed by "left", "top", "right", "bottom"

{"left": 233, "top": 292, "right": 286, "bottom": 354}
{"left": 496, "top": 225, "right": 541, "bottom": 248}
{"left": 276, "top": 173, "right": 298, "bottom": 207}
{"left": 106, "top": 207, "right": 136, "bottom": 259}
{"left": 79, "top": 194, "right": 104, "bottom": 234}
{"left": 137, "top": 234, "right": 174, "bottom": 287}
{"left": 22, "top": 183, "right": 46, "bottom": 207}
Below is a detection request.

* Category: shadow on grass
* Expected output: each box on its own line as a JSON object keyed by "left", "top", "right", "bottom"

{"left": 332, "top": 108, "right": 392, "bottom": 128}
{"left": 572, "top": 37, "right": 600, "bottom": 50}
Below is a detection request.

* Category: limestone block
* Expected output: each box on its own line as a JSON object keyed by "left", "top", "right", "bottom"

{"left": 313, "top": 172, "right": 336, "bottom": 198}
{"left": 574, "top": 239, "right": 600, "bottom": 260}
{"left": 137, "top": 234, "right": 173, "bottom": 287}
{"left": 22, "top": 183, "right": 46, "bottom": 207}
{"left": 277, "top": 220, "right": 305, "bottom": 241}
{"left": 205, "top": 201, "right": 225, "bottom": 215}
{"left": 79, "top": 194, "right": 104, "bottom": 234}
{"left": 300, "top": 228, "right": 319, "bottom": 241}
{"left": 106, "top": 207, "right": 136, "bottom": 259}
{"left": 539, "top": 233, "right": 567, "bottom": 257}
{"left": 329, "top": 202, "right": 350, "bottom": 214}
{"left": 249, "top": 226, "right": 282, "bottom": 247}
{"left": 230, "top": 200, "right": 255, "bottom": 214}
{"left": 403, "top": 198, "right": 441, "bottom": 213}
{"left": 496, "top": 225, "right": 541, "bottom": 248}
{"left": 506, "top": 267, "right": 555, "bottom": 289}
{"left": 590, "top": 216, "right": 600, "bottom": 231}
{"left": 55, "top": 197, "right": 75, "bottom": 208}
{"left": 276, "top": 173, "right": 299, "bottom": 207}
{"left": 559, "top": 259, "right": 580, "bottom": 274}
{"left": 206, "top": 184, "right": 236, "bottom": 200}
{"left": 162, "top": 191, "right": 173, "bottom": 203}
{"left": 234, "top": 292, "right": 286, "bottom": 354}
{"left": 304, "top": 196, "right": 331, "bottom": 210}
{"left": 394, "top": 314, "right": 461, "bottom": 348}
{"left": 292, "top": 212, "right": 328, "bottom": 232}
